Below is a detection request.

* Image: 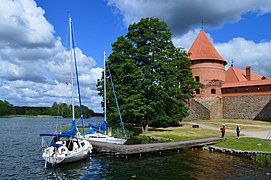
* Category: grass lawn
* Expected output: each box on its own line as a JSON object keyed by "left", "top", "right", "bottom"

{"left": 215, "top": 137, "right": 271, "bottom": 153}
{"left": 146, "top": 123, "right": 236, "bottom": 141}
{"left": 191, "top": 119, "right": 271, "bottom": 131}
{"left": 144, "top": 119, "right": 271, "bottom": 153}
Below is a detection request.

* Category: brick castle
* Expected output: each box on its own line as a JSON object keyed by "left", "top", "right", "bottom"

{"left": 185, "top": 30, "right": 271, "bottom": 121}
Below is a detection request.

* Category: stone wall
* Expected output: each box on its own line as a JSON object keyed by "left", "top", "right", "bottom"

{"left": 183, "top": 99, "right": 210, "bottom": 121}
{"left": 223, "top": 95, "right": 271, "bottom": 121}
{"left": 255, "top": 100, "right": 271, "bottom": 121}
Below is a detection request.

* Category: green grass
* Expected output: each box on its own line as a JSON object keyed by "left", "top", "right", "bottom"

{"left": 253, "top": 155, "right": 271, "bottom": 167}
{"left": 145, "top": 124, "right": 236, "bottom": 141}
{"left": 191, "top": 119, "right": 271, "bottom": 131}
{"left": 215, "top": 137, "right": 271, "bottom": 152}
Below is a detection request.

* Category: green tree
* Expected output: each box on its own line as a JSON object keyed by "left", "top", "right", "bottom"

{"left": 0, "top": 100, "right": 15, "bottom": 116}
{"left": 25, "top": 109, "right": 38, "bottom": 116}
{"left": 50, "top": 102, "right": 59, "bottom": 116}
{"left": 100, "top": 18, "right": 201, "bottom": 133}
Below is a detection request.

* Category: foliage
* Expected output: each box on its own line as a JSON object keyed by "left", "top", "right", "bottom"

{"left": 253, "top": 155, "right": 271, "bottom": 168}
{"left": 15, "top": 106, "right": 50, "bottom": 115}
{"left": 49, "top": 102, "right": 94, "bottom": 118}
{"left": 98, "top": 18, "right": 201, "bottom": 133}
{"left": 0, "top": 100, "right": 15, "bottom": 116}
{"left": 0, "top": 100, "right": 94, "bottom": 118}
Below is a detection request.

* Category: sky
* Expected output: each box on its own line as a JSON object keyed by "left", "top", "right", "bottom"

{"left": 0, "top": 0, "right": 271, "bottom": 113}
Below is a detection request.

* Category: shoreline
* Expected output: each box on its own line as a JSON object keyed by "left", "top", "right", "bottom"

{"left": 0, "top": 115, "right": 62, "bottom": 118}
{"left": 205, "top": 145, "right": 271, "bottom": 160}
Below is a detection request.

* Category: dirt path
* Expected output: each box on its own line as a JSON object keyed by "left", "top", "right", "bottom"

{"left": 184, "top": 122, "right": 271, "bottom": 140}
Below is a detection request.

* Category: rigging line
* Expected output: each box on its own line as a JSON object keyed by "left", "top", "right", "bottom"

{"left": 104, "top": 51, "right": 107, "bottom": 135}
{"left": 106, "top": 60, "right": 127, "bottom": 137}
{"left": 70, "top": 17, "right": 85, "bottom": 136}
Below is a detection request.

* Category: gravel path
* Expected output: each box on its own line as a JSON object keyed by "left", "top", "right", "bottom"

{"left": 185, "top": 122, "right": 271, "bottom": 140}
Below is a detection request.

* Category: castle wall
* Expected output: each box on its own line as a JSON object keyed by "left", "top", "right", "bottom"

{"left": 223, "top": 95, "right": 271, "bottom": 121}
{"left": 191, "top": 61, "right": 226, "bottom": 84}
{"left": 191, "top": 60, "right": 225, "bottom": 97}
{"left": 222, "top": 84, "right": 271, "bottom": 96}
{"left": 183, "top": 99, "right": 210, "bottom": 121}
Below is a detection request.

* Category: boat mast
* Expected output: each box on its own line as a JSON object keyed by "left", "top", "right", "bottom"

{"left": 104, "top": 51, "right": 107, "bottom": 134}
{"left": 69, "top": 16, "right": 75, "bottom": 121}
{"left": 70, "top": 16, "right": 85, "bottom": 135}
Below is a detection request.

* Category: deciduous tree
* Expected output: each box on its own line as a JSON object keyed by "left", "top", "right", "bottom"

{"left": 99, "top": 18, "right": 201, "bottom": 133}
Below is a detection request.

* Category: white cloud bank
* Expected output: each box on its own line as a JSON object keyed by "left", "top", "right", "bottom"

{"left": 108, "top": 0, "right": 271, "bottom": 77}
{"left": 0, "top": 0, "right": 102, "bottom": 112}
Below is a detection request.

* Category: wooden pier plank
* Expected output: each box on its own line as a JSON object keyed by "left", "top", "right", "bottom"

{"left": 89, "top": 137, "right": 222, "bottom": 155}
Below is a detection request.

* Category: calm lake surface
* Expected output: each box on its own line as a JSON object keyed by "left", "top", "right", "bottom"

{"left": 0, "top": 117, "right": 270, "bottom": 179}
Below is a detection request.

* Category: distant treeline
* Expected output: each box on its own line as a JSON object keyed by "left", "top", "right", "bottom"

{"left": 0, "top": 100, "right": 97, "bottom": 118}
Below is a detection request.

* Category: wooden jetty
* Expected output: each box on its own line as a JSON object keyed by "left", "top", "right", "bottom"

{"left": 89, "top": 137, "right": 222, "bottom": 156}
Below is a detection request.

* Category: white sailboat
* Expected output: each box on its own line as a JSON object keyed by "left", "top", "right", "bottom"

{"left": 82, "top": 52, "right": 127, "bottom": 144}
{"left": 40, "top": 16, "right": 92, "bottom": 167}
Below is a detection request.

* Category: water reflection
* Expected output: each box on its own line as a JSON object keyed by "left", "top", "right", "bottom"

{"left": 89, "top": 150, "right": 271, "bottom": 180}
{"left": 45, "top": 158, "right": 90, "bottom": 179}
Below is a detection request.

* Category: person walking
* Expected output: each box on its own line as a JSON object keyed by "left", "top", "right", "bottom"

{"left": 220, "top": 124, "right": 226, "bottom": 138}
{"left": 236, "top": 124, "right": 241, "bottom": 139}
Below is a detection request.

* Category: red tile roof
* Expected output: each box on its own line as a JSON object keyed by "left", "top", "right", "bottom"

{"left": 188, "top": 30, "right": 226, "bottom": 63}
{"left": 225, "top": 66, "right": 264, "bottom": 83}
{"left": 222, "top": 78, "right": 271, "bottom": 88}
{"left": 223, "top": 66, "right": 269, "bottom": 88}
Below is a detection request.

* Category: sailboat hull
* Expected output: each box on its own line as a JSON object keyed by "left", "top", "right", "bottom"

{"left": 42, "top": 139, "right": 92, "bottom": 166}
{"left": 83, "top": 133, "right": 126, "bottom": 144}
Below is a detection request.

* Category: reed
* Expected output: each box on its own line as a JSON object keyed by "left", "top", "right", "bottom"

{"left": 253, "top": 155, "right": 271, "bottom": 167}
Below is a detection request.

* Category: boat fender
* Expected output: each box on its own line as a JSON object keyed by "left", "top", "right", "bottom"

{"left": 58, "top": 146, "right": 68, "bottom": 155}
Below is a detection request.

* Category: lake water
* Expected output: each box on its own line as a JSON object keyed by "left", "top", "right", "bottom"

{"left": 0, "top": 117, "right": 270, "bottom": 179}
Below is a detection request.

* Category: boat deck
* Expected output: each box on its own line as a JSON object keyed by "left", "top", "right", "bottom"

{"left": 88, "top": 137, "right": 222, "bottom": 156}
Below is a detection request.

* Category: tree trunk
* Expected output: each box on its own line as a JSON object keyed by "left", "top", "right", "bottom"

{"left": 141, "top": 124, "right": 149, "bottom": 133}
{"left": 144, "top": 124, "right": 148, "bottom": 133}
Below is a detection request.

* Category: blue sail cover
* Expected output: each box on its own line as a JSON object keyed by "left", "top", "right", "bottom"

{"left": 88, "top": 121, "right": 106, "bottom": 131}
{"left": 40, "top": 120, "right": 77, "bottom": 138}
{"left": 86, "top": 121, "right": 106, "bottom": 135}
{"left": 86, "top": 129, "right": 97, "bottom": 134}
{"left": 60, "top": 120, "right": 77, "bottom": 137}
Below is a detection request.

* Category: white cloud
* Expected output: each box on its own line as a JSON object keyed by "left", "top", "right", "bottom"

{"left": 0, "top": 0, "right": 103, "bottom": 112}
{"left": 107, "top": 0, "right": 271, "bottom": 36}
{"left": 172, "top": 29, "right": 200, "bottom": 50}
{"left": 107, "top": 0, "right": 271, "bottom": 79}
{"left": 216, "top": 38, "right": 271, "bottom": 77}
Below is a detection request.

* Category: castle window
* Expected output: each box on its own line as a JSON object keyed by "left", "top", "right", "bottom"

{"left": 211, "top": 89, "right": 216, "bottom": 94}
{"left": 235, "top": 89, "right": 237, "bottom": 92}
{"left": 196, "top": 89, "right": 200, "bottom": 94}
{"left": 195, "top": 76, "right": 200, "bottom": 82}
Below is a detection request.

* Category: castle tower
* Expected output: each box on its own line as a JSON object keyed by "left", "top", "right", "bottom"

{"left": 189, "top": 30, "right": 227, "bottom": 97}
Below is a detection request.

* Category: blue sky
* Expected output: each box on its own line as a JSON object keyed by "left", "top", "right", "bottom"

{"left": 0, "top": 0, "right": 271, "bottom": 113}
{"left": 35, "top": 0, "right": 127, "bottom": 68}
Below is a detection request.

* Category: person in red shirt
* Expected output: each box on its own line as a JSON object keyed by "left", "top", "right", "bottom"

{"left": 220, "top": 124, "right": 226, "bottom": 138}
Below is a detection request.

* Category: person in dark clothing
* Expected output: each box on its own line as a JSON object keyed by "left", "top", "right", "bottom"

{"left": 236, "top": 124, "right": 241, "bottom": 139}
